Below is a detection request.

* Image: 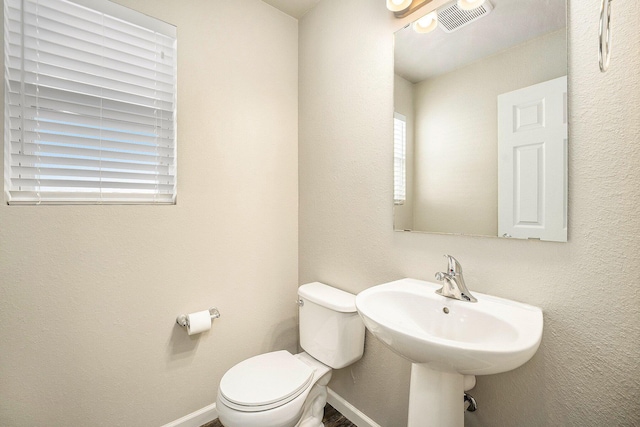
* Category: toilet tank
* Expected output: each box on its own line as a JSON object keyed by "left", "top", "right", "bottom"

{"left": 298, "top": 282, "right": 365, "bottom": 369}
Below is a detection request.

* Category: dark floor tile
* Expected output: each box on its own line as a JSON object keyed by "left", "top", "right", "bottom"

{"left": 323, "top": 403, "right": 357, "bottom": 427}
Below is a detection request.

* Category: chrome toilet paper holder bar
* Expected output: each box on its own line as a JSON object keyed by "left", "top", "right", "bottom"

{"left": 176, "top": 307, "right": 221, "bottom": 328}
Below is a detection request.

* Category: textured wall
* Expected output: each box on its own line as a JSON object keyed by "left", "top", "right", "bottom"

{"left": 0, "top": 1, "right": 298, "bottom": 425}
{"left": 299, "top": 0, "right": 640, "bottom": 426}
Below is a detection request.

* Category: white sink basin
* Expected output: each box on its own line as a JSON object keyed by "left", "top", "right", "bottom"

{"left": 355, "top": 278, "right": 543, "bottom": 375}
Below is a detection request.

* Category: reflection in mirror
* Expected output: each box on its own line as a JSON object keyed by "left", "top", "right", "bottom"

{"left": 393, "top": 0, "right": 568, "bottom": 242}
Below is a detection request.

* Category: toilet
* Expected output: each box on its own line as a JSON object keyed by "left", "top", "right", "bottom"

{"left": 216, "top": 282, "right": 365, "bottom": 427}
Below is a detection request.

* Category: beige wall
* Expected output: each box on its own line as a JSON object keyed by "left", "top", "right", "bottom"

{"left": 0, "top": 0, "right": 298, "bottom": 425}
{"left": 300, "top": 1, "right": 640, "bottom": 427}
{"left": 412, "top": 30, "right": 566, "bottom": 235}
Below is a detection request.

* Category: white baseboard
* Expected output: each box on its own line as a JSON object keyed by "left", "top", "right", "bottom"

{"left": 327, "top": 388, "right": 382, "bottom": 427}
{"left": 160, "top": 389, "right": 378, "bottom": 427}
{"left": 160, "top": 402, "right": 218, "bottom": 427}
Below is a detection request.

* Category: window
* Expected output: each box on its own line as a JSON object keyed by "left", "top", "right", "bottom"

{"left": 4, "top": 0, "right": 177, "bottom": 204}
{"left": 393, "top": 112, "right": 406, "bottom": 205}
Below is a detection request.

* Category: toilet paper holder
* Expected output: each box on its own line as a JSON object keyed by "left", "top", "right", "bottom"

{"left": 176, "top": 307, "right": 221, "bottom": 328}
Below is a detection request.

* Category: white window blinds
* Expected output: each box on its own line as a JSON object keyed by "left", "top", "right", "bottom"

{"left": 393, "top": 112, "right": 406, "bottom": 205}
{"left": 4, "top": 0, "right": 177, "bottom": 204}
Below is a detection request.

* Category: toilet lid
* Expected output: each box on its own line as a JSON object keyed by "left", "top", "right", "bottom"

{"left": 219, "top": 350, "right": 314, "bottom": 409}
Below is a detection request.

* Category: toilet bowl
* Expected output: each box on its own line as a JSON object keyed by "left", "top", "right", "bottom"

{"left": 216, "top": 351, "right": 331, "bottom": 427}
{"left": 216, "top": 282, "right": 365, "bottom": 427}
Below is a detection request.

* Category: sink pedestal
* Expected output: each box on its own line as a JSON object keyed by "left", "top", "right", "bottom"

{"left": 408, "top": 364, "right": 464, "bottom": 427}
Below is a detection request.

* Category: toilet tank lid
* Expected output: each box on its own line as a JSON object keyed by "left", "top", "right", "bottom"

{"left": 298, "top": 282, "right": 357, "bottom": 313}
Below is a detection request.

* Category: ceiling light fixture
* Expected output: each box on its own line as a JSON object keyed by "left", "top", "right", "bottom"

{"left": 387, "top": 0, "right": 432, "bottom": 18}
{"left": 412, "top": 11, "right": 438, "bottom": 33}
{"left": 457, "top": 0, "right": 486, "bottom": 11}
{"left": 386, "top": 0, "right": 412, "bottom": 12}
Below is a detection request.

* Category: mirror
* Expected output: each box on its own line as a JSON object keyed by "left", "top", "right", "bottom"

{"left": 393, "top": 0, "right": 568, "bottom": 242}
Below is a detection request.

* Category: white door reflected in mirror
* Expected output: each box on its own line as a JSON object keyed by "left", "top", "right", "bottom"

{"left": 498, "top": 76, "right": 568, "bottom": 242}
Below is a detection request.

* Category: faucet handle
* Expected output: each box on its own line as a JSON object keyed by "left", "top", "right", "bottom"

{"left": 435, "top": 271, "right": 448, "bottom": 281}
{"left": 444, "top": 255, "right": 462, "bottom": 274}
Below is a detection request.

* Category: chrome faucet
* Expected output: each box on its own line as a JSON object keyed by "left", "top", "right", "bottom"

{"left": 434, "top": 255, "right": 477, "bottom": 302}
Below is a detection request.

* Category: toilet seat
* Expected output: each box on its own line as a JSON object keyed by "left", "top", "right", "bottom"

{"left": 219, "top": 350, "right": 314, "bottom": 412}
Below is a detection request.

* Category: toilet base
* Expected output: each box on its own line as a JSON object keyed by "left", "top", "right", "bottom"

{"left": 295, "top": 371, "right": 332, "bottom": 427}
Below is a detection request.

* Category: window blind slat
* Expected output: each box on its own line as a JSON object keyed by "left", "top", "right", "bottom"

{"left": 20, "top": 2, "right": 175, "bottom": 53}
{"left": 12, "top": 153, "right": 172, "bottom": 174}
{"left": 18, "top": 30, "right": 175, "bottom": 77}
{"left": 8, "top": 118, "right": 174, "bottom": 148}
{"left": 21, "top": 52, "right": 175, "bottom": 92}
{"left": 12, "top": 106, "right": 174, "bottom": 138}
{"left": 19, "top": 65, "right": 174, "bottom": 103}
{"left": 15, "top": 120, "right": 173, "bottom": 149}
{"left": 21, "top": 19, "right": 168, "bottom": 65}
{"left": 8, "top": 84, "right": 175, "bottom": 123}
{"left": 20, "top": 0, "right": 175, "bottom": 46}
{"left": 21, "top": 73, "right": 174, "bottom": 108}
{"left": 12, "top": 166, "right": 175, "bottom": 184}
{"left": 7, "top": 192, "right": 175, "bottom": 205}
{"left": 10, "top": 178, "right": 175, "bottom": 191}
{"left": 11, "top": 141, "right": 175, "bottom": 164}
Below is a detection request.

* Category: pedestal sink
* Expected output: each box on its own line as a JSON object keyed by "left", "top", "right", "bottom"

{"left": 355, "top": 278, "right": 543, "bottom": 427}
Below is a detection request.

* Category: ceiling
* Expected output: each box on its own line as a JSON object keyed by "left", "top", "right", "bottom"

{"left": 395, "top": 0, "right": 567, "bottom": 82}
{"left": 261, "top": 0, "right": 322, "bottom": 19}
{"left": 260, "top": 0, "right": 566, "bottom": 82}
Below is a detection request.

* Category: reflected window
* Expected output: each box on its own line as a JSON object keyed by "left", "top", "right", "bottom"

{"left": 393, "top": 112, "right": 407, "bottom": 205}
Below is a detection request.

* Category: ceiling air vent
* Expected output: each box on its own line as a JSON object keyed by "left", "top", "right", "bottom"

{"left": 438, "top": 1, "right": 493, "bottom": 33}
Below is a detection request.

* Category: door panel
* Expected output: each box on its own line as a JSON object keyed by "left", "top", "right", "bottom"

{"left": 498, "top": 76, "right": 567, "bottom": 242}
